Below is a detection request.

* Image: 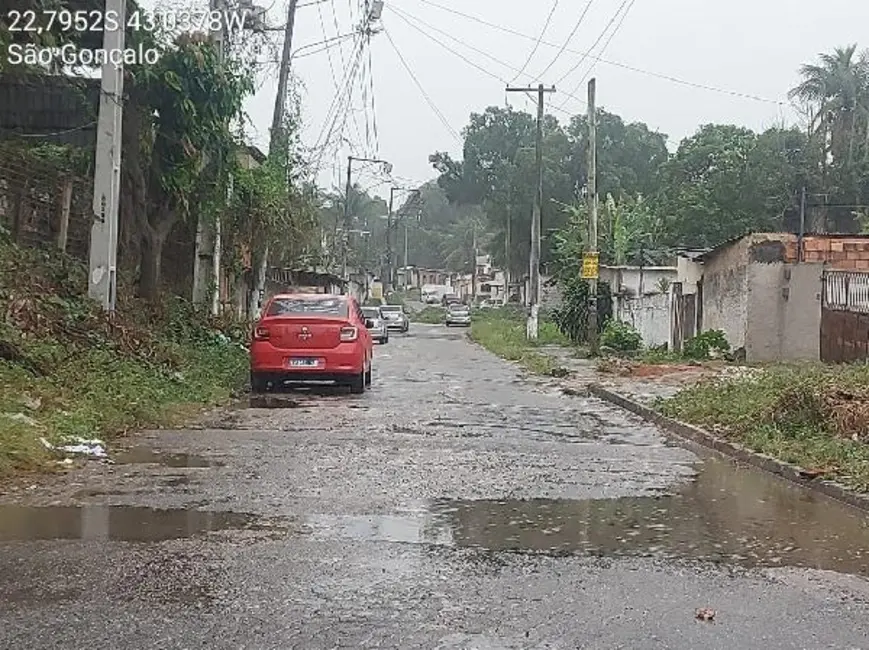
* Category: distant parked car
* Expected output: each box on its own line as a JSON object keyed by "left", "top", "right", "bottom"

{"left": 361, "top": 306, "right": 389, "bottom": 344}
{"left": 445, "top": 302, "right": 471, "bottom": 327}
{"left": 379, "top": 304, "right": 409, "bottom": 332}
{"left": 441, "top": 293, "right": 460, "bottom": 306}
{"left": 249, "top": 293, "right": 373, "bottom": 394}
{"left": 425, "top": 293, "right": 440, "bottom": 304}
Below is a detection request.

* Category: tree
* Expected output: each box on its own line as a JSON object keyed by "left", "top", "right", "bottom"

{"left": 120, "top": 32, "right": 253, "bottom": 299}
{"left": 789, "top": 45, "right": 869, "bottom": 231}
{"left": 565, "top": 110, "right": 669, "bottom": 199}
{"left": 654, "top": 124, "right": 799, "bottom": 247}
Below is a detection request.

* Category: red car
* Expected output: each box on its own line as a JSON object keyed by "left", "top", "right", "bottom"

{"left": 249, "top": 293, "right": 374, "bottom": 394}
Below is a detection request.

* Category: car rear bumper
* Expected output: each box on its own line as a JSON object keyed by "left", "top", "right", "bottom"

{"left": 385, "top": 321, "right": 407, "bottom": 330}
{"left": 252, "top": 370, "right": 361, "bottom": 384}
{"left": 446, "top": 319, "right": 471, "bottom": 325}
{"left": 250, "top": 342, "right": 365, "bottom": 375}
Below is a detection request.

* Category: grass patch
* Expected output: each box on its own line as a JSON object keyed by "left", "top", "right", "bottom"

{"left": 469, "top": 307, "right": 569, "bottom": 375}
{"left": 411, "top": 306, "right": 446, "bottom": 324}
{"left": 657, "top": 363, "right": 869, "bottom": 492}
{"left": 0, "top": 236, "right": 248, "bottom": 477}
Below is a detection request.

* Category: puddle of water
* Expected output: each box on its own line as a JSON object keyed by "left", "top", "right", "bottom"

{"left": 307, "top": 456, "right": 869, "bottom": 576}
{"left": 0, "top": 505, "right": 269, "bottom": 542}
{"left": 113, "top": 447, "right": 220, "bottom": 468}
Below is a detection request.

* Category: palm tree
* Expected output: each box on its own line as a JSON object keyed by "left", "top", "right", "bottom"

{"left": 789, "top": 45, "right": 869, "bottom": 231}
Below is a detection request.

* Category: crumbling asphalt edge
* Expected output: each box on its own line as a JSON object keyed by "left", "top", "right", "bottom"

{"left": 587, "top": 383, "right": 869, "bottom": 515}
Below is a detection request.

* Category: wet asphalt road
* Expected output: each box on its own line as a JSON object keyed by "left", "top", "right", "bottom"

{"left": 2, "top": 324, "right": 869, "bottom": 649}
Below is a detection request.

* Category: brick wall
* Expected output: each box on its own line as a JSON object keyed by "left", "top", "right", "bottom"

{"left": 784, "top": 236, "right": 869, "bottom": 270}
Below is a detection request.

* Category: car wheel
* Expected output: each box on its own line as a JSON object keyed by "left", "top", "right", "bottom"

{"left": 364, "top": 368, "right": 372, "bottom": 386}
{"left": 250, "top": 372, "right": 268, "bottom": 393}
{"left": 349, "top": 371, "right": 365, "bottom": 394}
{"left": 383, "top": 335, "right": 389, "bottom": 344}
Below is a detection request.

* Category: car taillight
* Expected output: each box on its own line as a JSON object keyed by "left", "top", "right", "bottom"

{"left": 254, "top": 326, "right": 270, "bottom": 340}
{"left": 340, "top": 326, "right": 358, "bottom": 342}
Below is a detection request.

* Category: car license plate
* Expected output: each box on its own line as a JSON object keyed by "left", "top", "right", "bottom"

{"left": 289, "top": 358, "right": 319, "bottom": 368}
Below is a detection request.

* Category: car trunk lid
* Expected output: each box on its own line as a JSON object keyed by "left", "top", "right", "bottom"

{"left": 261, "top": 317, "right": 346, "bottom": 350}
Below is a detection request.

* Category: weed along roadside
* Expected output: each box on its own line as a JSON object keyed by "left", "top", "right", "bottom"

{"left": 0, "top": 237, "right": 248, "bottom": 479}
{"left": 467, "top": 306, "right": 575, "bottom": 376}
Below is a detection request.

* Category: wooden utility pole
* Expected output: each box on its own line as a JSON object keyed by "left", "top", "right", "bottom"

{"left": 587, "top": 78, "right": 599, "bottom": 354}
{"left": 506, "top": 83, "right": 555, "bottom": 339}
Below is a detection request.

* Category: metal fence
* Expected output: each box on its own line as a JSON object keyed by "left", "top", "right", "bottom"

{"left": 822, "top": 269, "right": 869, "bottom": 314}
{"left": 0, "top": 141, "right": 93, "bottom": 260}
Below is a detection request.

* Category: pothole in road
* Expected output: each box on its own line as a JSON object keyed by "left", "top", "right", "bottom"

{"left": 113, "top": 447, "right": 221, "bottom": 468}
{"left": 304, "top": 456, "right": 869, "bottom": 576}
{"left": 0, "top": 505, "right": 288, "bottom": 542}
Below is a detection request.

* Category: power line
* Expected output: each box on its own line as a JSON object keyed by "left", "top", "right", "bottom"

{"left": 318, "top": 0, "right": 364, "bottom": 150}
{"left": 388, "top": 6, "right": 506, "bottom": 83}
{"left": 382, "top": 26, "right": 461, "bottom": 142}
{"left": 367, "top": 43, "right": 380, "bottom": 153}
{"left": 312, "top": 35, "right": 367, "bottom": 171}
{"left": 409, "top": 0, "right": 784, "bottom": 106}
{"left": 557, "top": 0, "right": 636, "bottom": 109}
{"left": 509, "top": 0, "right": 559, "bottom": 85}
{"left": 387, "top": 6, "right": 586, "bottom": 114}
{"left": 554, "top": 0, "right": 627, "bottom": 87}
{"left": 535, "top": 0, "right": 594, "bottom": 82}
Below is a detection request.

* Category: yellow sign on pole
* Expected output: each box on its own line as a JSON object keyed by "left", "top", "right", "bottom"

{"left": 581, "top": 252, "right": 599, "bottom": 279}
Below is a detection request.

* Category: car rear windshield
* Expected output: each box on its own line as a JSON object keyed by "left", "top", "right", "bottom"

{"left": 266, "top": 297, "right": 348, "bottom": 317}
{"left": 449, "top": 303, "right": 468, "bottom": 311}
{"left": 361, "top": 308, "right": 380, "bottom": 318}
{"left": 381, "top": 306, "right": 402, "bottom": 312}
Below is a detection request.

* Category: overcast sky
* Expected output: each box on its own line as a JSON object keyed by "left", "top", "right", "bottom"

{"left": 168, "top": 0, "right": 869, "bottom": 197}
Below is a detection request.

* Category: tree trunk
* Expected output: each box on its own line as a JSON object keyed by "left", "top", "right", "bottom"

{"left": 138, "top": 230, "right": 164, "bottom": 300}
{"left": 248, "top": 242, "right": 269, "bottom": 318}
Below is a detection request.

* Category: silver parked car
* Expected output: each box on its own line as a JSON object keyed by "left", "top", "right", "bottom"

{"left": 362, "top": 306, "right": 389, "bottom": 343}
{"left": 445, "top": 302, "right": 471, "bottom": 327}
{"left": 379, "top": 305, "right": 409, "bottom": 332}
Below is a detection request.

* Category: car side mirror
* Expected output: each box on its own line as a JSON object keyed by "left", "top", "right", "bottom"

{"left": 365, "top": 318, "right": 374, "bottom": 328}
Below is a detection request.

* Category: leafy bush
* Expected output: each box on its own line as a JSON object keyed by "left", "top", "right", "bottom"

{"left": 683, "top": 329, "right": 730, "bottom": 360}
{"left": 550, "top": 276, "right": 612, "bottom": 344}
{"left": 600, "top": 319, "right": 642, "bottom": 351}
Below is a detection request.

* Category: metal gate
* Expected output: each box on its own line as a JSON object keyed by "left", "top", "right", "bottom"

{"left": 820, "top": 270, "right": 869, "bottom": 363}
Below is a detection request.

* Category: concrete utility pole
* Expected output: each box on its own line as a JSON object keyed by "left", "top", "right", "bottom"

{"left": 586, "top": 78, "right": 600, "bottom": 355}
{"left": 386, "top": 187, "right": 395, "bottom": 292}
{"left": 341, "top": 155, "right": 354, "bottom": 285}
{"left": 506, "top": 83, "right": 555, "bottom": 339}
{"left": 88, "top": 0, "right": 126, "bottom": 312}
{"left": 503, "top": 205, "right": 511, "bottom": 305}
{"left": 471, "top": 220, "right": 477, "bottom": 301}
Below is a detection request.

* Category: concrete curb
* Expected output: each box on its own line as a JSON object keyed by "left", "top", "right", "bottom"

{"left": 587, "top": 383, "right": 869, "bottom": 515}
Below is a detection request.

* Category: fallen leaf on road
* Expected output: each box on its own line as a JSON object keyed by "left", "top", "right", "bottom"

{"left": 695, "top": 607, "right": 715, "bottom": 622}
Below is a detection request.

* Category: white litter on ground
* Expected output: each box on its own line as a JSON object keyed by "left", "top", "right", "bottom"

{"left": 40, "top": 436, "right": 107, "bottom": 458}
